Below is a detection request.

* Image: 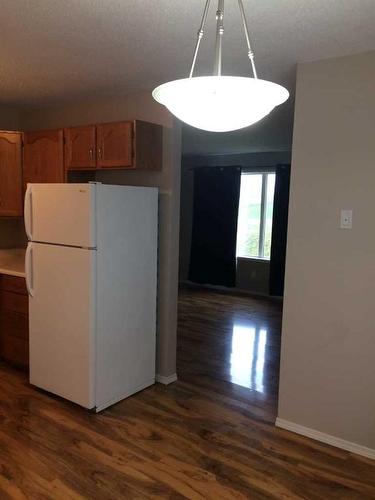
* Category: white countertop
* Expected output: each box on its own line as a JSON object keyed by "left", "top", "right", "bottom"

{"left": 0, "top": 248, "right": 26, "bottom": 278}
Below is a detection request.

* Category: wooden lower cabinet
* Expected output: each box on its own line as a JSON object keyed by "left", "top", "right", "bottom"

{"left": 0, "top": 275, "right": 29, "bottom": 370}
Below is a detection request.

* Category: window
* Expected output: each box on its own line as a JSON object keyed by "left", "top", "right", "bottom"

{"left": 236, "top": 172, "right": 276, "bottom": 259}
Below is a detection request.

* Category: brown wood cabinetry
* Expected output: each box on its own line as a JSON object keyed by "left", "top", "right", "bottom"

{"left": 0, "top": 132, "right": 23, "bottom": 217}
{"left": 0, "top": 274, "right": 29, "bottom": 369}
{"left": 133, "top": 120, "right": 163, "bottom": 171}
{"left": 0, "top": 119, "right": 162, "bottom": 212}
{"left": 23, "top": 130, "right": 64, "bottom": 190}
{"left": 65, "top": 120, "right": 162, "bottom": 171}
{"left": 96, "top": 121, "right": 133, "bottom": 169}
{"left": 64, "top": 125, "right": 96, "bottom": 170}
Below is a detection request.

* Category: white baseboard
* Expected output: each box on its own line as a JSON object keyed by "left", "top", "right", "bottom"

{"left": 156, "top": 373, "right": 178, "bottom": 385}
{"left": 276, "top": 418, "right": 375, "bottom": 460}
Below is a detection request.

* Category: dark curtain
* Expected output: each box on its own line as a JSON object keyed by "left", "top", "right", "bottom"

{"left": 269, "top": 164, "right": 291, "bottom": 296}
{"left": 189, "top": 166, "right": 241, "bottom": 287}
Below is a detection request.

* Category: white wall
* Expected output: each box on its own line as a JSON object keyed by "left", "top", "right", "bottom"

{"left": 21, "top": 91, "right": 181, "bottom": 380}
{"left": 180, "top": 151, "right": 291, "bottom": 295}
{"left": 278, "top": 51, "right": 375, "bottom": 453}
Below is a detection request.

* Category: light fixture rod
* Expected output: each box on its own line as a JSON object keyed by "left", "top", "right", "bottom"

{"left": 189, "top": 0, "right": 211, "bottom": 78}
{"left": 237, "top": 0, "right": 257, "bottom": 78}
{"left": 213, "top": 0, "right": 225, "bottom": 76}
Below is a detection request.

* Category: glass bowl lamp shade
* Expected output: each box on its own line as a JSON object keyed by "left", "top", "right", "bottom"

{"left": 152, "top": 0, "right": 289, "bottom": 133}
{"left": 152, "top": 75, "right": 289, "bottom": 132}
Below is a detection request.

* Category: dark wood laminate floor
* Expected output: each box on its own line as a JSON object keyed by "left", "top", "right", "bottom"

{"left": 0, "top": 287, "right": 373, "bottom": 499}
{"left": 177, "top": 287, "right": 283, "bottom": 423}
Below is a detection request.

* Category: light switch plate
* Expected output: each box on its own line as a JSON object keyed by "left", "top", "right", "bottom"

{"left": 340, "top": 209, "right": 352, "bottom": 229}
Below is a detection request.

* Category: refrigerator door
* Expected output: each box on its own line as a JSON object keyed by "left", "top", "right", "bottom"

{"left": 28, "top": 242, "right": 96, "bottom": 409}
{"left": 24, "top": 183, "right": 96, "bottom": 248}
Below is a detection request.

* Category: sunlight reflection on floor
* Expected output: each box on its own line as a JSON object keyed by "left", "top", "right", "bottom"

{"left": 230, "top": 323, "right": 267, "bottom": 392}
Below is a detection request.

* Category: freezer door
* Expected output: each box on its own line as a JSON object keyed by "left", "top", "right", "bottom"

{"left": 28, "top": 242, "right": 96, "bottom": 409}
{"left": 24, "top": 183, "right": 96, "bottom": 248}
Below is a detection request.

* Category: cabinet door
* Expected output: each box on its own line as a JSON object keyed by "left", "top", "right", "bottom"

{"left": 0, "top": 275, "right": 29, "bottom": 370}
{"left": 23, "top": 130, "right": 64, "bottom": 190}
{"left": 0, "top": 132, "right": 22, "bottom": 217}
{"left": 64, "top": 125, "right": 96, "bottom": 170}
{"left": 96, "top": 121, "right": 133, "bottom": 169}
{"left": 134, "top": 120, "right": 163, "bottom": 170}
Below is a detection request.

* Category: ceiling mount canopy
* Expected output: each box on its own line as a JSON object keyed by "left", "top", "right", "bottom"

{"left": 152, "top": 0, "right": 289, "bottom": 133}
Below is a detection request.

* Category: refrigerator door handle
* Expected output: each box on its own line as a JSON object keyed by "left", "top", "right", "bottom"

{"left": 24, "top": 185, "right": 33, "bottom": 241}
{"left": 25, "top": 243, "right": 34, "bottom": 297}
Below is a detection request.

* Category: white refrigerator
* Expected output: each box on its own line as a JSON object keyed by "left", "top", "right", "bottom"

{"left": 24, "top": 182, "right": 158, "bottom": 412}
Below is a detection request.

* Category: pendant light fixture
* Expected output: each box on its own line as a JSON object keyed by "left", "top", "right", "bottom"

{"left": 152, "top": 0, "right": 289, "bottom": 132}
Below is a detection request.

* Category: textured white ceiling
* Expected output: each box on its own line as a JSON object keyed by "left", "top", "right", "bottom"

{"left": 1, "top": 0, "right": 374, "bottom": 152}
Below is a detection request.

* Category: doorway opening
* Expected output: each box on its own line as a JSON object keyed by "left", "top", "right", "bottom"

{"left": 178, "top": 154, "right": 291, "bottom": 420}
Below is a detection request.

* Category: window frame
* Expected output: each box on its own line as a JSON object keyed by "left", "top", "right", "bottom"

{"left": 236, "top": 170, "right": 276, "bottom": 261}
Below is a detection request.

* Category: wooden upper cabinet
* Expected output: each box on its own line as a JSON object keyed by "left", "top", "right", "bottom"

{"left": 0, "top": 132, "right": 22, "bottom": 217}
{"left": 23, "top": 130, "right": 64, "bottom": 190}
{"left": 64, "top": 125, "right": 96, "bottom": 170}
{"left": 96, "top": 121, "right": 133, "bottom": 169}
{"left": 134, "top": 120, "right": 163, "bottom": 171}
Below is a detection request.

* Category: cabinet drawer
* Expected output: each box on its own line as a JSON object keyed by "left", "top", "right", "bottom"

{"left": 0, "top": 334, "right": 28, "bottom": 369}
{"left": 0, "top": 290, "right": 28, "bottom": 315}
{"left": 0, "top": 310, "right": 28, "bottom": 340}
{"left": 0, "top": 275, "right": 27, "bottom": 295}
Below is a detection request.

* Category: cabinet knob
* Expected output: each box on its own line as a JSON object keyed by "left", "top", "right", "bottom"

{"left": 89, "top": 148, "right": 93, "bottom": 159}
{"left": 98, "top": 147, "right": 102, "bottom": 159}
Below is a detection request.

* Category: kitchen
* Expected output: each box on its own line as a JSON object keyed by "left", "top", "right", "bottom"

{"left": 0, "top": 79, "right": 185, "bottom": 495}
{"left": 0, "top": 113, "right": 181, "bottom": 395}
{"left": 1, "top": 1, "right": 374, "bottom": 498}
